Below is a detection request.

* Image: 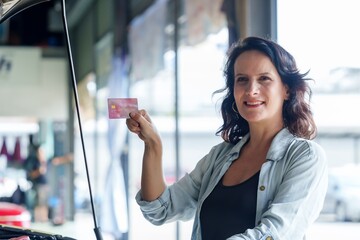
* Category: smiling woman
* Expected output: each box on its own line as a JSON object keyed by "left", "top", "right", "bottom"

{"left": 126, "top": 36, "right": 328, "bottom": 240}
{"left": 217, "top": 36, "right": 316, "bottom": 144}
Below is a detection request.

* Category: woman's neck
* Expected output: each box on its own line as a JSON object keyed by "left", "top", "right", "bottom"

{"left": 247, "top": 123, "right": 284, "bottom": 149}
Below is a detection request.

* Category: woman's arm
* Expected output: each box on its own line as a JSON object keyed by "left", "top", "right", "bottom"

{"left": 135, "top": 143, "right": 222, "bottom": 225}
{"left": 126, "top": 110, "right": 166, "bottom": 201}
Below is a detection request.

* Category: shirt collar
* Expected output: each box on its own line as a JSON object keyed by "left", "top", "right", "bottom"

{"left": 266, "top": 128, "right": 295, "bottom": 161}
{"left": 228, "top": 128, "right": 296, "bottom": 162}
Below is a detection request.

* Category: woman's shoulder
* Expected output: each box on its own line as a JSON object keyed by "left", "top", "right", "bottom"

{"left": 287, "top": 137, "right": 327, "bottom": 167}
{"left": 209, "top": 139, "right": 239, "bottom": 157}
{"left": 290, "top": 136, "right": 325, "bottom": 153}
{"left": 195, "top": 140, "right": 235, "bottom": 168}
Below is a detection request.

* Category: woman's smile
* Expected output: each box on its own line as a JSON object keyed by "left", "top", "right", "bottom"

{"left": 243, "top": 100, "right": 265, "bottom": 108}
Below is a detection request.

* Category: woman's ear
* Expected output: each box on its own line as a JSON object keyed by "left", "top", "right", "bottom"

{"left": 285, "top": 91, "right": 290, "bottom": 100}
{"left": 284, "top": 85, "right": 290, "bottom": 100}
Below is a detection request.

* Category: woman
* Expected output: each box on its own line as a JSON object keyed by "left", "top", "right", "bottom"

{"left": 126, "top": 36, "right": 328, "bottom": 240}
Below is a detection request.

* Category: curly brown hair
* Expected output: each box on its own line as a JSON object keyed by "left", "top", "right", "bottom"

{"left": 214, "top": 36, "right": 316, "bottom": 144}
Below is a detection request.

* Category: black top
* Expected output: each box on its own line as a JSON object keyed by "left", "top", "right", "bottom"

{"left": 200, "top": 171, "right": 260, "bottom": 240}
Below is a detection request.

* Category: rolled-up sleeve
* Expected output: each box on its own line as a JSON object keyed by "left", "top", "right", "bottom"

{"left": 135, "top": 148, "right": 217, "bottom": 226}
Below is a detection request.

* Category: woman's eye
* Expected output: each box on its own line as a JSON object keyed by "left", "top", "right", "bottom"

{"left": 236, "top": 77, "right": 247, "bottom": 82}
{"left": 259, "top": 76, "right": 270, "bottom": 81}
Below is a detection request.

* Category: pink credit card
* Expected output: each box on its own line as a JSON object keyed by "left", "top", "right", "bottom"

{"left": 108, "top": 98, "right": 138, "bottom": 119}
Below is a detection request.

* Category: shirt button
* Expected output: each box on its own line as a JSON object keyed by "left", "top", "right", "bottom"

{"left": 266, "top": 237, "right": 273, "bottom": 240}
{"left": 259, "top": 185, "right": 266, "bottom": 191}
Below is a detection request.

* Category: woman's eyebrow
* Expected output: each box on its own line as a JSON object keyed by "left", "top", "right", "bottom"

{"left": 259, "top": 72, "right": 271, "bottom": 75}
{"left": 235, "top": 72, "right": 272, "bottom": 77}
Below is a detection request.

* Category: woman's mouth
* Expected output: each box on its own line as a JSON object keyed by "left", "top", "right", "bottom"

{"left": 244, "top": 101, "right": 264, "bottom": 107}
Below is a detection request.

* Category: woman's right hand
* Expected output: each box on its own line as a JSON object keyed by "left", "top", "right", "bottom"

{"left": 126, "top": 109, "right": 161, "bottom": 145}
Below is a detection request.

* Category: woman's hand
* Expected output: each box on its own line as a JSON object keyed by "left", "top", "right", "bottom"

{"left": 126, "top": 109, "right": 160, "bottom": 145}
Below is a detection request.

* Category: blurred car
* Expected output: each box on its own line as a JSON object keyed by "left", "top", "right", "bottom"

{"left": 322, "top": 164, "right": 360, "bottom": 222}
{"left": 0, "top": 202, "right": 31, "bottom": 228}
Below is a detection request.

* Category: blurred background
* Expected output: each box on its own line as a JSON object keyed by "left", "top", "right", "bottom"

{"left": 0, "top": 0, "right": 360, "bottom": 239}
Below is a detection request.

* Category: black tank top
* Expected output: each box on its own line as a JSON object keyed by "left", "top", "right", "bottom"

{"left": 200, "top": 171, "right": 260, "bottom": 240}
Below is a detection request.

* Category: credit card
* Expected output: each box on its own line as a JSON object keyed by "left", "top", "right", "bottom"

{"left": 107, "top": 98, "right": 138, "bottom": 119}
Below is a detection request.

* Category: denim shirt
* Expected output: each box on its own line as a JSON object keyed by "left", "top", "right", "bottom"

{"left": 135, "top": 128, "right": 328, "bottom": 240}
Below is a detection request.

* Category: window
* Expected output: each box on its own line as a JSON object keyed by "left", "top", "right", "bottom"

{"left": 278, "top": 0, "right": 360, "bottom": 238}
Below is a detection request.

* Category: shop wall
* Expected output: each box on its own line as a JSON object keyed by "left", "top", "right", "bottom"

{"left": 0, "top": 47, "right": 68, "bottom": 120}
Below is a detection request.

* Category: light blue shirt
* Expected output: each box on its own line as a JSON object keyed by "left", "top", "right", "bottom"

{"left": 136, "top": 128, "right": 328, "bottom": 240}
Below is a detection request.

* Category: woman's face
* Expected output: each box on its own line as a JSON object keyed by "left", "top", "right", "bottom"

{"left": 233, "top": 50, "right": 288, "bottom": 127}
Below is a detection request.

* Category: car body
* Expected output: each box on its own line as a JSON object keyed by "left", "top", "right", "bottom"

{"left": 0, "top": 202, "right": 31, "bottom": 228}
{"left": 322, "top": 164, "right": 360, "bottom": 222}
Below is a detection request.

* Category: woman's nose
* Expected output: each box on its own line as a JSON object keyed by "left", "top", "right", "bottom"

{"left": 245, "top": 81, "right": 259, "bottom": 95}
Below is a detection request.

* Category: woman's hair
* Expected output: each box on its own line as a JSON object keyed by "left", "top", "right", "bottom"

{"left": 214, "top": 36, "right": 316, "bottom": 144}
